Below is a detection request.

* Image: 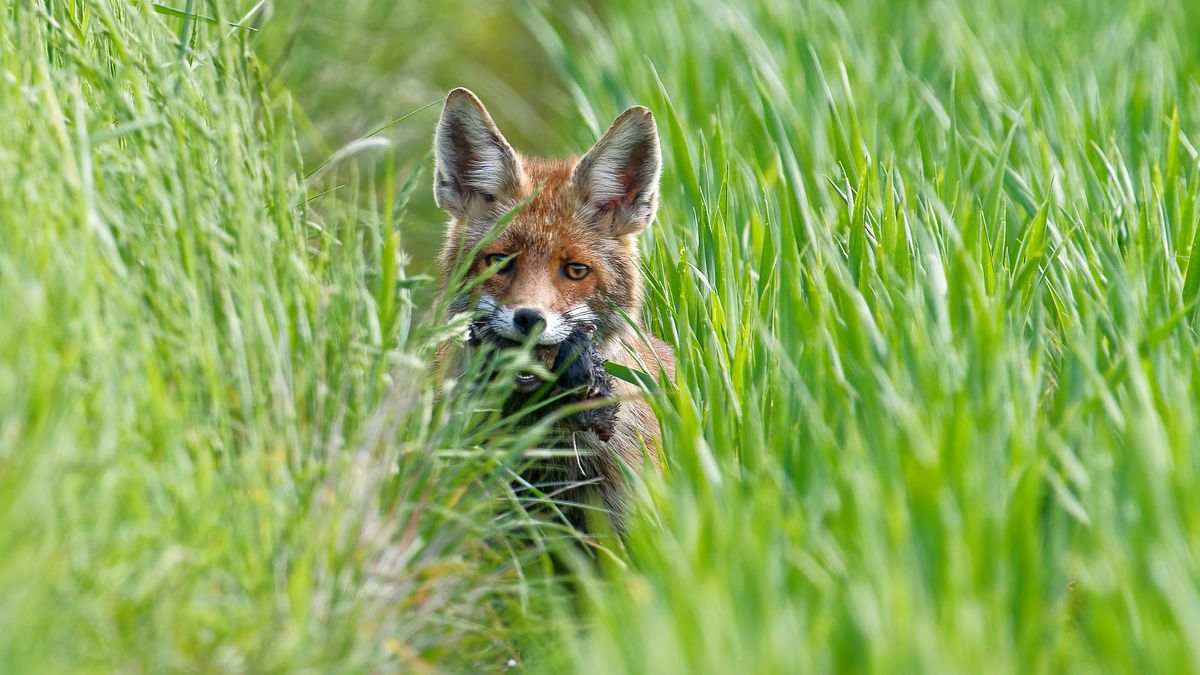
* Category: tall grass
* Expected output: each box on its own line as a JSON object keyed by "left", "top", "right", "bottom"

{"left": 0, "top": 3, "right": 560, "bottom": 671}
{"left": 5, "top": 0, "right": 1200, "bottom": 673}
{"left": 529, "top": 0, "right": 1200, "bottom": 672}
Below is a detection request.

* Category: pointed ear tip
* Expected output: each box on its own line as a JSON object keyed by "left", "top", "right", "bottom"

{"left": 442, "top": 87, "right": 486, "bottom": 115}
{"left": 610, "top": 106, "right": 658, "bottom": 138}
{"left": 619, "top": 105, "right": 655, "bottom": 123}
{"left": 446, "top": 86, "right": 477, "bottom": 100}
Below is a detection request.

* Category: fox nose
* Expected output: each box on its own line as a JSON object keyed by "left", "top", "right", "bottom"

{"left": 512, "top": 308, "right": 546, "bottom": 336}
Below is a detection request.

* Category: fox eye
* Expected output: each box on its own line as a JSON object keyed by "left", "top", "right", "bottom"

{"left": 484, "top": 253, "right": 515, "bottom": 274}
{"left": 563, "top": 263, "right": 590, "bottom": 280}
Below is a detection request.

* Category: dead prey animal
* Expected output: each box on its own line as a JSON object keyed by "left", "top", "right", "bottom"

{"left": 467, "top": 319, "right": 620, "bottom": 441}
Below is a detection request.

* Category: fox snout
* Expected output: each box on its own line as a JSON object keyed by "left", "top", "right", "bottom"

{"left": 512, "top": 308, "right": 546, "bottom": 336}
{"left": 477, "top": 294, "right": 597, "bottom": 346}
{"left": 491, "top": 304, "right": 556, "bottom": 343}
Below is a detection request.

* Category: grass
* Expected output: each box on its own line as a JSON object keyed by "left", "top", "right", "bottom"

{"left": 0, "top": 3, "right": 560, "bottom": 671}
{"left": 538, "top": 1, "right": 1200, "bottom": 671}
{"left": 4, "top": 0, "right": 1200, "bottom": 673}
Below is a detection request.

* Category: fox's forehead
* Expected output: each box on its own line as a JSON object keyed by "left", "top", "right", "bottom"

{"left": 483, "top": 156, "right": 612, "bottom": 257}
{"left": 519, "top": 156, "right": 576, "bottom": 207}
{"left": 510, "top": 156, "right": 580, "bottom": 228}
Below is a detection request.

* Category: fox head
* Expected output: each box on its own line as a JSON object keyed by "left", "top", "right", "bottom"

{"left": 434, "top": 87, "right": 661, "bottom": 351}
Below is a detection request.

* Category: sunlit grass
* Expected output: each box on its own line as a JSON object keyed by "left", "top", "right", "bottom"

{"left": 5, "top": 0, "right": 1200, "bottom": 673}
{"left": 528, "top": 0, "right": 1200, "bottom": 672}
{"left": 0, "top": 3, "right": 560, "bottom": 671}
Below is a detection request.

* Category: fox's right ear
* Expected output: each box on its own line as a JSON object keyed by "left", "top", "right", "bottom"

{"left": 433, "top": 88, "right": 523, "bottom": 219}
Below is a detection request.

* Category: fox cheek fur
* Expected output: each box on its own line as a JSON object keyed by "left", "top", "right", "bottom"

{"left": 432, "top": 87, "right": 675, "bottom": 530}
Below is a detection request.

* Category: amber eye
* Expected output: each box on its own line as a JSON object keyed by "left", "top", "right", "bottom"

{"left": 484, "top": 253, "right": 515, "bottom": 274}
{"left": 563, "top": 263, "right": 590, "bottom": 280}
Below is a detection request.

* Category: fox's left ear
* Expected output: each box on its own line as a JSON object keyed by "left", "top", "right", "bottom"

{"left": 572, "top": 106, "right": 662, "bottom": 235}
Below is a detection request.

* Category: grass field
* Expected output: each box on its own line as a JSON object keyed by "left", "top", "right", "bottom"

{"left": 4, "top": 0, "right": 1200, "bottom": 672}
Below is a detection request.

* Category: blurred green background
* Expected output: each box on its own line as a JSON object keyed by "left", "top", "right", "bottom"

{"left": 255, "top": 0, "right": 580, "bottom": 271}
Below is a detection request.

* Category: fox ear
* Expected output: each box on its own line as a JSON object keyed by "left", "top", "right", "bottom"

{"left": 572, "top": 106, "right": 662, "bottom": 235}
{"left": 433, "top": 88, "right": 523, "bottom": 219}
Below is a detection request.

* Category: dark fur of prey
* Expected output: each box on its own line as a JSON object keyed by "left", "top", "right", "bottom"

{"left": 467, "top": 320, "right": 620, "bottom": 440}
{"left": 467, "top": 320, "right": 625, "bottom": 532}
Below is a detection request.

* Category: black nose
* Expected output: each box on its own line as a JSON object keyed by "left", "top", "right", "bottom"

{"left": 512, "top": 308, "right": 546, "bottom": 336}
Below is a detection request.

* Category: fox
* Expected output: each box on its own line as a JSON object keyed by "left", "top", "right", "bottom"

{"left": 431, "top": 87, "right": 674, "bottom": 531}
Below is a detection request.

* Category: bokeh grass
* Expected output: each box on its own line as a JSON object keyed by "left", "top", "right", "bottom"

{"left": 5, "top": 0, "right": 1200, "bottom": 673}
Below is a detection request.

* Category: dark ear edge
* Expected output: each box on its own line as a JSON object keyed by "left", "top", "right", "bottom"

{"left": 433, "top": 88, "right": 523, "bottom": 218}
{"left": 572, "top": 106, "right": 662, "bottom": 235}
